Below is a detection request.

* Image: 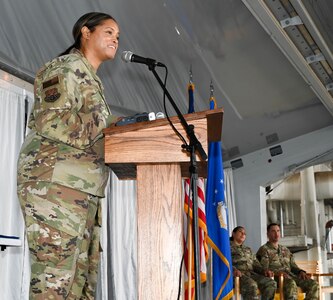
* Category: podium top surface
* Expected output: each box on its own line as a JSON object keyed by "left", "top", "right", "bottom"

{"left": 103, "top": 109, "right": 223, "bottom": 179}
{"left": 104, "top": 108, "right": 223, "bottom": 142}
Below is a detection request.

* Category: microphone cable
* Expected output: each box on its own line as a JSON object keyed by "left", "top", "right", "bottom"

{"left": 160, "top": 65, "right": 188, "bottom": 149}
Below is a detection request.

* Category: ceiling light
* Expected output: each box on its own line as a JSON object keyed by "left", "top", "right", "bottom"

{"left": 242, "top": 0, "right": 333, "bottom": 116}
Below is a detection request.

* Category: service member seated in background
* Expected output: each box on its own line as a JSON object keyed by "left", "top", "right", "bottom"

{"left": 256, "top": 223, "right": 319, "bottom": 300}
{"left": 230, "top": 226, "right": 277, "bottom": 300}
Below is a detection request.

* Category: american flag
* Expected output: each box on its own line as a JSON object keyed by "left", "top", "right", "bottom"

{"left": 183, "top": 178, "right": 208, "bottom": 299}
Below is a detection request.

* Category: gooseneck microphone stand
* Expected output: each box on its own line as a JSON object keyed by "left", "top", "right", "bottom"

{"left": 147, "top": 62, "right": 207, "bottom": 300}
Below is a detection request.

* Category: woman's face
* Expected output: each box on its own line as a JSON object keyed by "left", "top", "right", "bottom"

{"left": 82, "top": 18, "right": 120, "bottom": 67}
{"left": 233, "top": 227, "right": 246, "bottom": 245}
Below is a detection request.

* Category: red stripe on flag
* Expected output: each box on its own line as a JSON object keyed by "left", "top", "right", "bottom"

{"left": 183, "top": 178, "right": 208, "bottom": 300}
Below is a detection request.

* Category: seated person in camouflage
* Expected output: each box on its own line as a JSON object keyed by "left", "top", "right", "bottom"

{"left": 230, "top": 226, "right": 277, "bottom": 300}
{"left": 256, "top": 223, "right": 319, "bottom": 300}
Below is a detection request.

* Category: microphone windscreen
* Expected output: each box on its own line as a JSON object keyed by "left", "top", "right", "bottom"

{"left": 121, "top": 51, "right": 133, "bottom": 63}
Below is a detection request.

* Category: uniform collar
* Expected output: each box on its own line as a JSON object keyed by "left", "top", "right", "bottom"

{"left": 231, "top": 241, "right": 243, "bottom": 247}
{"left": 266, "top": 241, "right": 280, "bottom": 250}
{"left": 70, "top": 48, "right": 94, "bottom": 71}
{"left": 70, "top": 48, "right": 104, "bottom": 90}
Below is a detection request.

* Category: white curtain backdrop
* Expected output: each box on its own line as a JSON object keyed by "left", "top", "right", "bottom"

{"left": 0, "top": 80, "right": 138, "bottom": 300}
{"left": 224, "top": 167, "right": 237, "bottom": 234}
{"left": 0, "top": 86, "right": 32, "bottom": 300}
{"left": 103, "top": 168, "right": 237, "bottom": 299}
{"left": 103, "top": 172, "right": 137, "bottom": 300}
{"left": 0, "top": 78, "right": 237, "bottom": 299}
{"left": 0, "top": 77, "right": 138, "bottom": 300}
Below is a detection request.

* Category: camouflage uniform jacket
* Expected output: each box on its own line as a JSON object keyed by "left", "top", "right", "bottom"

{"left": 17, "top": 49, "right": 115, "bottom": 197}
{"left": 230, "top": 241, "right": 265, "bottom": 275}
{"left": 256, "top": 242, "right": 303, "bottom": 276}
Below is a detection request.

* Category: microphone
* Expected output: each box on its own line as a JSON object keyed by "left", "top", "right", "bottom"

{"left": 121, "top": 51, "right": 165, "bottom": 67}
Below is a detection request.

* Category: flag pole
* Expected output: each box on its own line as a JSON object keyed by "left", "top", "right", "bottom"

{"left": 187, "top": 69, "right": 197, "bottom": 300}
{"left": 146, "top": 63, "right": 206, "bottom": 300}
{"left": 189, "top": 146, "right": 202, "bottom": 299}
{"left": 208, "top": 81, "right": 214, "bottom": 299}
{"left": 187, "top": 218, "right": 193, "bottom": 300}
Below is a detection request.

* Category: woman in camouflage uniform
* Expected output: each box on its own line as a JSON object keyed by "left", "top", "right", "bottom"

{"left": 17, "top": 12, "right": 119, "bottom": 299}
{"left": 230, "top": 226, "right": 277, "bottom": 300}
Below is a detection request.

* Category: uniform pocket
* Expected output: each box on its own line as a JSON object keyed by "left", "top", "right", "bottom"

{"left": 22, "top": 182, "right": 90, "bottom": 268}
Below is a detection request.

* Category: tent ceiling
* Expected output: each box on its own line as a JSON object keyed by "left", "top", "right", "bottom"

{"left": 1, "top": 0, "right": 332, "bottom": 161}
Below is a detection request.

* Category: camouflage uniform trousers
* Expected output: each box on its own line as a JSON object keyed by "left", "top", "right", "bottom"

{"left": 277, "top": 275, "right": 319, "bottom": 300}
{"left": 238, "top": 272, "right": 277, "bottom": 300}
{"left": 18, "top": 181, "right": 101, "bottom": 300}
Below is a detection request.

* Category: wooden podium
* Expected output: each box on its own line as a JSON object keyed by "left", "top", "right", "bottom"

{"left": 104, "top": 109, "right": 223, "bottom": 299}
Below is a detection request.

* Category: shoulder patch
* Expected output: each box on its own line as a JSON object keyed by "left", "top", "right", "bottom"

{"left": 41, "top": 74, "right": 66, "bottom": 106}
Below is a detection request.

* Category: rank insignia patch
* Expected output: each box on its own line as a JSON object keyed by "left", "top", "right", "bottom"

{"left": 44, "top": 87, "right": 61, "bottom": 102}
{"left": 43, "top": 76, "right": 59, "bottom": 89}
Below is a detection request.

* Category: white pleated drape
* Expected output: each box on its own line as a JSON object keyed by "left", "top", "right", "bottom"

{"left": 97, "top": 173, "right": 137, "bottom": 300}
{"left": 224, "top": 167, "right": 237, "bottom": 234}
{"left": 0, "top": 78, "right": 138, "bottom": 300}
{"left": 103, "top": 168, "right": 237, "bottom": 300}
{"left": 0, "top": 81, "right": 138, "bottom": 300}
{"left": 0, "top": 79, "right": 237, "bottom": 300}
{"left": 0, "top": 86, "right": 32, "bottom": 300}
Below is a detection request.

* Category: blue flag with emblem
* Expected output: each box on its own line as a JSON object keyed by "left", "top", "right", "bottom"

{"left": 206, "top": 82, "right": 233, "bottom": 300}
